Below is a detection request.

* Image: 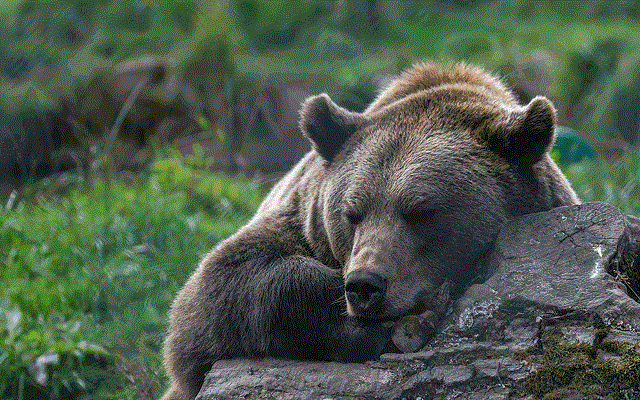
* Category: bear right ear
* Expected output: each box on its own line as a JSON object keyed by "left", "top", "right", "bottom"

{"left": 299, "top": 93, "right": 365, "bottom": 163}
{"left": 484, "top": 96, "right": 557, "bottom": 166}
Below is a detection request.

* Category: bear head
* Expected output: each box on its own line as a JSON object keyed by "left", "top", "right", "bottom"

{"left": 300, "top": 62, "right": 578, "bottom": 320}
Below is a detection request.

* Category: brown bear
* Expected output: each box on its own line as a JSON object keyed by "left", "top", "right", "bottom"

{"left": 161, "top": 62, "right": 580, "bottom": 400}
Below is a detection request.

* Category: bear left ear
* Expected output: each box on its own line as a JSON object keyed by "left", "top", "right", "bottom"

{"left": 299, "top": 93, "right": 365, "bottom": 163}
{"left": 484, "top": 96, "right": 557, "bottom": 166}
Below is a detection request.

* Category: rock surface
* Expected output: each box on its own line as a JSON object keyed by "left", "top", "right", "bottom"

{"left": 197, "top": 202, "right": 640, "bottom": 400}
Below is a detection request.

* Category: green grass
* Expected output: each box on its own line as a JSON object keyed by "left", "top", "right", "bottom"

{"left": 0, "top": 153, "right": 263, "bottom": 399}
{"left": 559, "top": 151, "right": 640, "bottom": 216}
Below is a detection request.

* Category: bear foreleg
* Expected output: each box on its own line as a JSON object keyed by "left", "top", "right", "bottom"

{"left": 163, "top": 252, "right": 394, "bottom": 400}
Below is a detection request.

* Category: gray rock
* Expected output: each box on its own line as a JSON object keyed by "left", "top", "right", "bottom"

{"left": 451, "top": 201, "right": 640, "bottom": 333}
{"left": 559, "top": 326, "right": 597, "bottom": 345}
{"left": 197, "top": 203, "right": 640, "bottom": 400}
{"left": 198, "top": 358, "right": 399, "bottom": 400}
{"left": 601, "top": 330, "right": 640, "bottom": 348}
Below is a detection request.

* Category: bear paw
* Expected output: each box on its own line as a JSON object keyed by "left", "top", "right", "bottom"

{"left": 391, "top": 310, "right": 438, "bottom": 353}
{"left": 391, "top": 279, "right": 453, "bottom": 353}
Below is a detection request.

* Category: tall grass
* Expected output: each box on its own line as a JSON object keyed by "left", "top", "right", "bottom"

{"left": 0, "top": 153, "right": 263, "bottom": 399}
{"left": 560, "top": 151, "right": 640, "bottom": 216}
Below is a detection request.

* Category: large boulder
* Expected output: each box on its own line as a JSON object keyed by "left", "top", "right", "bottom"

{"left": 449, "top": 200, "right": 640, "bottom": 340}
{"left": 197, "top": 202, "right": 640, "bottom": 400}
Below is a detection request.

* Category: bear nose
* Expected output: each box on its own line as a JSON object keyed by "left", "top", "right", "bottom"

{"left": 344, "top": 270, "right": 387, "bottom": 314}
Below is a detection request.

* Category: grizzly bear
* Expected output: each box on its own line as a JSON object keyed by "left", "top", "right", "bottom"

{"left": 162, "top": 62, "right": 580, "bottom": 400}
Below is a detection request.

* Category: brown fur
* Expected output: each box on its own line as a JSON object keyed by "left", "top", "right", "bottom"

{"left": 162, "top": 62, "right": 579, "bottom": 400}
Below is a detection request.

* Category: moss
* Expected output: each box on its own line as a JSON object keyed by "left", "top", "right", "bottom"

{"left": 512, "top": 349, "right": 531, "bottom": 361}
{"left": 599, "top": 339, "right": 634, "bottom": 355}
{"left": 609, "top": 251, "right": 640, "bottom": 302}
{"left": 523, "top": 330, "right": 640, "bottom": 399}
{"left": 621, "top": 252, "right": 640, "bottom": 301}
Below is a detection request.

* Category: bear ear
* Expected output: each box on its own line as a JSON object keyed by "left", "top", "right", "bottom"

{"left": 299, "top": 93, "right": 365, "bottom": 163}
{"left": 484, "top": 96, "right": 557, "bottom": 166}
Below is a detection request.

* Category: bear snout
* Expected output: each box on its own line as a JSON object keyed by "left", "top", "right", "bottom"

{"left": 344, "top": 270, "right": 387, "bottom": 316}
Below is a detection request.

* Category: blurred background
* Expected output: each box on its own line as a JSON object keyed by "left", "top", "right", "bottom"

{"left": 1, "top": 1, "right": 640, "bottom": 398}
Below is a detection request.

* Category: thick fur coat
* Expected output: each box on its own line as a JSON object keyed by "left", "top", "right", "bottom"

{"left": 162, "top": 62, "right": 579, "bottom": 400}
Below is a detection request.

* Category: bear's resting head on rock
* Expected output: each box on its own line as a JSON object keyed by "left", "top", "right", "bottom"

{"left": 161, "top": 62, "right": 580, "bottom": 400}
{"left": 298, "top": 62, "right": 579, "bottom": 319}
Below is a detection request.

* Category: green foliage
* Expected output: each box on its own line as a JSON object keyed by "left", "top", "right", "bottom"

{"left": 3, "top": 0, "right": 640, "bottom": 160}
{"left": 0, "top": 0, "right": 202, "bottom": 114}
{"left": 560, "top": 151, "right": 640, "bottom": 217}
{"left": 314, "top": 30, "right": 362, "bottom": 60}
{"left": 0, "top": 300, "right": 114, "bottom": 399}
{"left": 0, "top": 152, "right": 263, "bottom": 399}
{"left": 235, "top": 0, "right": 328, "bottom": 48}
{"left": 571, "top": 49, "right": 640, "bottom": 155}
{"left": 0, "top": 83, "right": 59, "bottom": 114}
{"left": 557, "top": 39, "right": 624, "bottom": 106}
{"left": 0, "top": 0, "right": 21, "bottom": 23}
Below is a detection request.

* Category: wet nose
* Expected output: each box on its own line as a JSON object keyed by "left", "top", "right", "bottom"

{"left": 344, "top": 270, "right": 387, "bottom": 314}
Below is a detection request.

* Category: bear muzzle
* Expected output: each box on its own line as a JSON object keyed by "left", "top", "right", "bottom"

{"left": 344, "top": 270, "right": 387, "bottom": 316}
